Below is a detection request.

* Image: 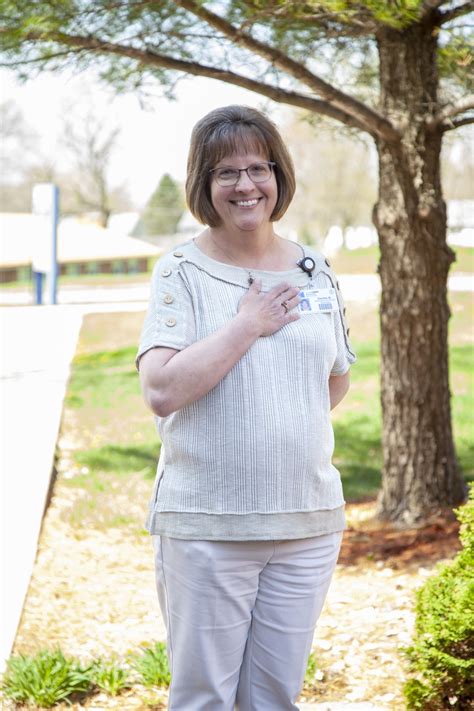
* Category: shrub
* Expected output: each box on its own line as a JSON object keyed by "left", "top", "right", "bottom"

{"left": 1, "top": 648, "right": 93, "bottom": 708}
{"left": 132, "top": 642, "right": 171, "bottom": 688}
{"left": 404, "top": 486, "right": 474, "bottom": 710}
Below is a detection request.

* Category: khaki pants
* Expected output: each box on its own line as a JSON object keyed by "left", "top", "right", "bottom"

{"left": 152, "top": 531, "right": 342, "bottom": 710}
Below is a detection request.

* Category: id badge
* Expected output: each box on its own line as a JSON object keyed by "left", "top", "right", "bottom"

{"left": 298, "top": 288, "right": 339, "bottom": 314}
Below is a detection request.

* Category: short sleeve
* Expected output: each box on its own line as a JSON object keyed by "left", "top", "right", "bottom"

{"left": 330, "top": 277, "right": 356, "bottom": 376}
{"left": 331, "top": 298, "right": 356, "bottom": 375}
{"left": 135, "top": 256, "right": 196, "bottom": 370}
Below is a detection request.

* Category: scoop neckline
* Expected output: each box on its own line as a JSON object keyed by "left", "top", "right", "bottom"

{"left": 189, "top": 237, "right": 304, "bottom": 276}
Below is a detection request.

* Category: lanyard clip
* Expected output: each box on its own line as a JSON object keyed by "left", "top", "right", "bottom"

{"left": 297, "top": 256, "right": 316, "bottom": 279}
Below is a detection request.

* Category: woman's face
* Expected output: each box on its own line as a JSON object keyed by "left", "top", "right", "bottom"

{"left": 209, "top": 150, "right": 278, "bottom": 234}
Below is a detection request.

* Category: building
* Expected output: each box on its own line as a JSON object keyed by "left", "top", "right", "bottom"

{"left": 0, "top": 214, "right": 161, "bottom": 284}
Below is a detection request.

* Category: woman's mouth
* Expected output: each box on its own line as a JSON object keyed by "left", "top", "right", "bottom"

{"left": 231, "top": 198, "right": 261, "bottom": 208}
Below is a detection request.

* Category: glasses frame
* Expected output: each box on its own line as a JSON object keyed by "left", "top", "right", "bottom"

{"left": 209, "top": 161, "right": 276, "bottom": 187}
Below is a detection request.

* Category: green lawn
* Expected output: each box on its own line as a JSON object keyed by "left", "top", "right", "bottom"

{"left": 60, "top": 291, "right": 473, "bottom": 532}
{"left": 323, "top": 244, "right": 473, "bottom": 275}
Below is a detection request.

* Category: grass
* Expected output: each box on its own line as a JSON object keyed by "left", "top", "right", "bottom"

{"left": 1, "top": 646, "right": 167, "bottom": 708}
{"left": 326, "top": 244, "right": 473, "bottom": 275}
{"left": 1, "top": 649, "right": 93, "bottom": 708}
{"left": 90, "top": 658, "right": 131, "bottom": 696}
{"left": 132, "top": 643, "right": 171, "bottom": 688}
{"left": 1, "top": 643, "right": 326, "bottom": 707}
{"left": 331, "top": 339, "right": 474, "bottom": 500}
{"left": 65, "top": 347, "right": 140, "bottom": 410}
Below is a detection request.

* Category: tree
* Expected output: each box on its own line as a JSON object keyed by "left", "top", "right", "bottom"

{"left": 60, "top": 110, "right": 130, "bottom": 227}
{"left": 136, "top": 173, "right": 184, "bottom": 236}
{"left": 0, "top": 100, "right": 132, "bottom": 217}
{"left": 2, "top": 0, "right": 472, "bottom": 524}
{"left": 0, "top": 99, "right": 39, "bottom": 181}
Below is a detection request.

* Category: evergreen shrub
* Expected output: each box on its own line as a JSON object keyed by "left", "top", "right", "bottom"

{"left": 404, "top": 485, "right": 474, "bottom": 709}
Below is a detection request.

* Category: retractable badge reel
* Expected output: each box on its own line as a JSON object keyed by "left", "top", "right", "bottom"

{"left": 297, "top": 256, "right": 316, "bottom": 285}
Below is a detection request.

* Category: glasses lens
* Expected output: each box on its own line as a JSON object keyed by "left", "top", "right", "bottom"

{"left": 248, "top": 163, "right": 272, "bottom": 182}
{"left": 213, "top": 162, "right": 273, "bottom": 186}
{"left": 215, "top": 168, "right": 239, "bottom": 186}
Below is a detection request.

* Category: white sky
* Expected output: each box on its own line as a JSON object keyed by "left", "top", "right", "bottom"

{"left": 1, "top": 68, "right": 286, "bottom": 207}
{"left": 2, "top": 67, "right": 470, "bottom": 211}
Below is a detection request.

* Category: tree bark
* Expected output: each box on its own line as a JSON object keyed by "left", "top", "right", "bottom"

{"left": 373, "top": 20, "right": 466, "bottom": 524}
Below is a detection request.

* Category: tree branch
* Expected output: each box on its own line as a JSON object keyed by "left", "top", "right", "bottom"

{"left": 438, "top": 1, "right": 474, "bottom": 25}
{"left": 15, "top": 29, "right": 372, "bottom": 134}
{"left": 170, "top": 0, "right": 399, "bottom": 143}
{"left": 432, "top": 95, "right": 474, "bottom": 123}
{"left": 442, "top": 115, "right": 474, "bottom": 131}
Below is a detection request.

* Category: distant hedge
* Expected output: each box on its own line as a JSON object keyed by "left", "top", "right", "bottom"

{"left": 404, "top": 485, "right": 474, "bottom": 709}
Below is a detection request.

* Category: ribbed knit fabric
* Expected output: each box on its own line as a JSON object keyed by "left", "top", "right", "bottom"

{"left": 136, "top": 240, "right": 356, "bottom": 540}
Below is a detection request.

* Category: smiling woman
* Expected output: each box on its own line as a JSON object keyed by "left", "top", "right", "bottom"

{"left": 136, "top": 104, "right": 356, "bottom": 710}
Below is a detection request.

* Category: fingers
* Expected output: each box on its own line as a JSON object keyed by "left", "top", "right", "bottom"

{"left": 267, "top": 282, "right": 297, "bottom": 300}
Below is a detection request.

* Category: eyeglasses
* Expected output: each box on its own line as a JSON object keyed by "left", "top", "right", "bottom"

{"left": 209, "top": 161, "right": 276, "bottom": 187}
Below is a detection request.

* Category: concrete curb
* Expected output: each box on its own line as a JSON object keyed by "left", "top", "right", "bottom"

{"left": 0, "top": 302, "right": 148, "bottom": 671}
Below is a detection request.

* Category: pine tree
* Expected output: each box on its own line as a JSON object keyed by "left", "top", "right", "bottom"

{"left": 139, "top": 174, "right": 184, "bottom": 237}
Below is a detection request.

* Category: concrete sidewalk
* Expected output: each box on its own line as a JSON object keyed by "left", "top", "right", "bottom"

{"left": 0, "top": 301, "right": 147, "bottom": 670}
{"left": 1, "top": 272, "right": 472, "bottom": 307}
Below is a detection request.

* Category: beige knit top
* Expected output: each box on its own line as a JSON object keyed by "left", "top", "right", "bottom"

{"left": 136, "top": 240, "right": 356, "bottom": 540}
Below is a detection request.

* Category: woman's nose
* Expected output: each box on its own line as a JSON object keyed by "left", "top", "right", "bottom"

{"left": 234, "top": 170, "right": 255, "bottom": 191}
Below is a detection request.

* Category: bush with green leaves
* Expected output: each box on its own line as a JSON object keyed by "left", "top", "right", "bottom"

{"left": 132, "top": 641, "right": 171, "bottom": 688}
{"left": 404, "top": 486, "right": 474, "bottom": 710}
{"left": 1, "top": 648, "right": 93, "bottom": 708}
{"left": 90, "top": 657, "right": 130, "bottom": 696}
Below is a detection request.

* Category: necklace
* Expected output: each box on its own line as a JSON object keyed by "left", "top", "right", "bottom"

{"left": 203, "top": 233, "right": 315, "bottom": 286}
{"left": 208, "top": 233, "right": 273, "bottom": 285}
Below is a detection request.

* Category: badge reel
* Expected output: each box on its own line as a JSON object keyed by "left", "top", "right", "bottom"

{"left": 297, "top": 256, "right": 316, "bottom": 287}
{"left": 296, "top": 256, "right": 338, "bottom": 315}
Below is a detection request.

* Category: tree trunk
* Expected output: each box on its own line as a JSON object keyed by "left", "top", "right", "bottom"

{"left": 373, "top": 21, "right": 466, "bottom": 525}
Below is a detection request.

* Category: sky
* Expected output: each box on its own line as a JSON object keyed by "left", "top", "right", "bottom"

{"left": 1, "top": 68, "right": 286, "bottom": 207}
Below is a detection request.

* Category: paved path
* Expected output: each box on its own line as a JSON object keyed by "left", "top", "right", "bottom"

{"left": 0, "top": 301, "right": 147, "bottom": 670}
{"left": 1, "top": 272, "right": 472, "bottom": 307}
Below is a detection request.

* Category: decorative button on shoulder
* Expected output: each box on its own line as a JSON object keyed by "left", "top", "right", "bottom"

{"left": 173, "top": 251, "right": 184, "bottom": 258}
{"left": 165, "top": 318, "right": 177, "bottom": 327}
{"left": 161, "top": 268, "right": 172, "bottom": 277}
{"left": 164, "top": 294, "right": 174, "bottom": 304}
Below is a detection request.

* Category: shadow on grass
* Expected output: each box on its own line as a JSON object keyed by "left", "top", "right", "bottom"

{"left": 74, "top": 442, "right": 160, "bottom": 480}
{"left": 333, "top": 415, "right": 382, "bottom": 502}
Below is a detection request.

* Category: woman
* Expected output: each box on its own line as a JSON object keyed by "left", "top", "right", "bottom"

{"left": 137, "top": 105, "right": 356, "bottom": 710}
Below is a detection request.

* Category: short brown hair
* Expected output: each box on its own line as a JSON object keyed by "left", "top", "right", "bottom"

{"left": 186, "top": 105, "right": 295, "bottom": 227}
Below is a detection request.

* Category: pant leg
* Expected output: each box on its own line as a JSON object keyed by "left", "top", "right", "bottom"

{"left": 152, "top": 535, "right": 273, "bottom": 711}
{"left": 236, "top": 531, "right": 343, "bottom": 711}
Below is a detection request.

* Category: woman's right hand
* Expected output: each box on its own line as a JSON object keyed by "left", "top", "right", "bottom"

{"left": 238, "top": 279, "right": 300, "bottom": 336}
